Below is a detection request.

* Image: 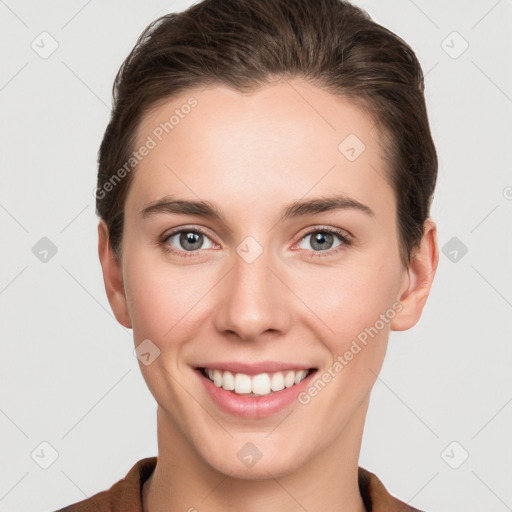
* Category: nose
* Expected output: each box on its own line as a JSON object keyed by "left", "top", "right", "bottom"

{"left": 212, "top": 242, "right": 292, "bottom": 343}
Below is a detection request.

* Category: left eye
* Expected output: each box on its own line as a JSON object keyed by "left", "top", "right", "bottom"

{"left": 296, "top": 229, "right": 349, "bottom": 255}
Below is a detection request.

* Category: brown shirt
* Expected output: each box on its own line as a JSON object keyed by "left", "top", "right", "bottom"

{"left": 55, "top": 457, "right": 424, "bottom": 512}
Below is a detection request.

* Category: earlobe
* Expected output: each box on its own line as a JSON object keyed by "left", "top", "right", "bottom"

{"left": 97, "top": 220, "right": 132, "bottom": 329}
{"left": 391, "top": 219, "right": 439, "bottom": 331}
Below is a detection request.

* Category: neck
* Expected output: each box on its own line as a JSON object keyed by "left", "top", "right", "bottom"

{"left": 143, "top": 401, "right": 369, "bottom": 512}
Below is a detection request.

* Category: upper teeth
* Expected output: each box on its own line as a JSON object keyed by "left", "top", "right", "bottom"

{"left": 205, "top": 368, "right": 310, "bottom": 396}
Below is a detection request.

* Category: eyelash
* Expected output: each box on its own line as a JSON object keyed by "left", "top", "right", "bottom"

{"left": 159, "top": 226, "right": 352, "bottom": 259}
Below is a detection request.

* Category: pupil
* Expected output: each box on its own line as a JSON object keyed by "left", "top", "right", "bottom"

{"left": 181, "top": 232, "right": 201, "bottom": 250}
{"left": 313, "top": 232, "right": 332, "bottom": 250}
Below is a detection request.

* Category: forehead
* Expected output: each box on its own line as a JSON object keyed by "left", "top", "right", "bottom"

{"left": 127, "top": 79, "right": 394, "bottom": 219}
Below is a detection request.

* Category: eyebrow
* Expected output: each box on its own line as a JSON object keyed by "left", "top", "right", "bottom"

{"left": 139, "top": 194, "right": 375, "bottom": 224}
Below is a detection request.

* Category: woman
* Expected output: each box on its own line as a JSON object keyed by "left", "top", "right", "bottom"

{"left": 58, "top": 0, "right": 438, "bottom": 510}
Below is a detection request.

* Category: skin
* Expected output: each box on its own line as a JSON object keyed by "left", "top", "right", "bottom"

{"left": 98, "top": 78, "right": 438, "bottom": 512}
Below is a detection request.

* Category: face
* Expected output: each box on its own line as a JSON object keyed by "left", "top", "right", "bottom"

{"left": 101, "top": 78, "right": 430, "bottom": 479}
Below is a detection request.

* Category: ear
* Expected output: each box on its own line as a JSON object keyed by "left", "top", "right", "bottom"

{"left": 97, "top": 220, "right": 132, "bottom": 328}
{"left": 391, "top": 218, "right": 439, "bottom": 331}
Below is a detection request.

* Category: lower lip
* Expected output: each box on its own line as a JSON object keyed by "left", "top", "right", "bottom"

{"left": 195, "top": 368, "right": 317, "bottom": 419}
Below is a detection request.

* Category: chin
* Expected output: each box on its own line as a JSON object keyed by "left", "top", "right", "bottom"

{"left": 200, "top": 437, "right": 311, "bottom": 480}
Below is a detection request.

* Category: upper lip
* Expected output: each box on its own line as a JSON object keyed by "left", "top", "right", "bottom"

{"left": 196, "top": 361, "right": 316, "bottom": 375}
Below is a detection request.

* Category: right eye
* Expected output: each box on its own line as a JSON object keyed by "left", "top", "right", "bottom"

{"left": 160, "top": 227, "right": 217, "bottom": 257}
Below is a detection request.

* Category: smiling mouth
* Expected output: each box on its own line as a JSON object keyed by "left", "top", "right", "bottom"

{"left": 198, "top": 367, "right": 317, "bottom": 396}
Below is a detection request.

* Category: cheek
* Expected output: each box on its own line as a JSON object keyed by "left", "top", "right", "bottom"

{"left": 123, "top": 254, "right": 213, "bottom": 343}
{"left": 122, "top": 257, "right": 212, "bottom": 410}
{"left": 294, "top": 256, "right": 400, "bottom": 339}
{"left": 297, "top": 255, "right": 401, "bottom": 398}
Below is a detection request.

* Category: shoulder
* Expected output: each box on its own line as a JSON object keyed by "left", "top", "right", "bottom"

{"left": 53, "top": 457, "right": 157, "bottom": 512}
{"left": 358, "top": 466, "right": 427, "bottom": 512}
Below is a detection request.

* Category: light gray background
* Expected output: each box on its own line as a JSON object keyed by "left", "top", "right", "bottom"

{"left": 1, "top": 1, "right": 511, "bottom": 511}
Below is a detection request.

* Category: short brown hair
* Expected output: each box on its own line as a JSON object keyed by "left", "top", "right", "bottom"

{"left": 96, "top": 0, "right": 437, "bottom": 266}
